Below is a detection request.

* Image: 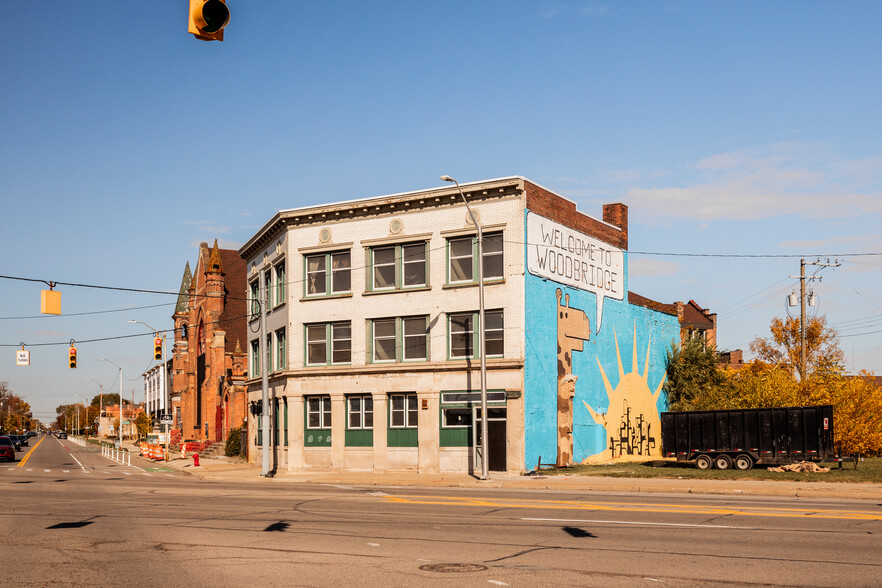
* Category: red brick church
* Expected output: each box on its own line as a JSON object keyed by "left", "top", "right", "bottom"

{"left": 171, "top": 240, "right": 248, "bottom": 443}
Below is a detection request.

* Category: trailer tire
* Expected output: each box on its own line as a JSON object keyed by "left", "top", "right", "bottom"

{"left": 695, "top": 454, "right": 713, "bottom": 470}
{"left": 734, "top": 454, "right": 754, "bottom": 471}
{"left": 714, "top": 454, "right": 733, "bottom": 470}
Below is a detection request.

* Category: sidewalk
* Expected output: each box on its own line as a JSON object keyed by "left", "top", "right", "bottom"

{"left": 132, "top": 443, "right": 882, "bottom": 501}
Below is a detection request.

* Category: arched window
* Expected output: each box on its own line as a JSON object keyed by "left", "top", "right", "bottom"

{"left": 197, "top": 320, "right": 205, "bottom": 355}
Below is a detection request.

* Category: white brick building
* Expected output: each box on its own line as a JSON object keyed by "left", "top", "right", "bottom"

{"left": 238, "top": 176, "right": 646, "bottom": 475}
{"left": 142, "top": 362, "right": 168, "bottom": 419}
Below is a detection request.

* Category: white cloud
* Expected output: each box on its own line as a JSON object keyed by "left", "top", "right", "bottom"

{"left": 623, "top": 143, "right": 882, "bottom": 221}
{"left": 628, "top": 257, "right": 680, "bottom": 277}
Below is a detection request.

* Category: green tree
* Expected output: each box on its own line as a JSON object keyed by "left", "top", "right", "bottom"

{"left": 91, "top": 393, "right": 120, "bottom": 408}
{"left": 225, "top": 427, "right": 242, "bottom": 457}
{"left": 664, "top": 338, "right": 728, "bottom": 411}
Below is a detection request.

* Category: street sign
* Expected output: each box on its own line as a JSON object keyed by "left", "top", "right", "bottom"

{"left": 159, "top": 414, "right": 173, "bottom": 424}
{"left": 16, "top": 350, "right": 30, "bottom": 366}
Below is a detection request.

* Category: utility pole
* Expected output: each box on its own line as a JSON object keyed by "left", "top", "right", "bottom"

{"left": 789, "top": 258, "right": 839, "bottom": 380}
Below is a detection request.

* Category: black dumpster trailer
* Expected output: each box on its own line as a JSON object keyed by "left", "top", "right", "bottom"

{"left": 660, "top": 405, "right": 840, "bottom": 470}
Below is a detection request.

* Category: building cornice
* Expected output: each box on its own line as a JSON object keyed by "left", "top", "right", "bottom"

{"left": 238, "top": 177, "right": 525, "bottom": 260}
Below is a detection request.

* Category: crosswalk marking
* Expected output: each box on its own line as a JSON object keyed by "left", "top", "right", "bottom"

{"left": 3, "top": 465, "right": 180, "bottom": 478}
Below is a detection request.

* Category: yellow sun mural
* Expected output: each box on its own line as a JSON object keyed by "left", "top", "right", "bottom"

{"left": 582, "top": 327, "right": 666, "bottom": 463}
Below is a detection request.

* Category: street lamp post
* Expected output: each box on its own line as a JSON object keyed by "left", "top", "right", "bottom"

{"left": 441, "top": 175, "right": 489, "bottom": 481}
{"left": 130, "top": 320, "right": 169, "bottom": 461}
{"left": 87, "top": 379, "right": 103, "bottom": 438}
{"left": 99, "top": 357, "right": 124, "bottom": 451}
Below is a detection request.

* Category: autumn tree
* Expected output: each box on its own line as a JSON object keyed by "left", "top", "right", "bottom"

{"left": 134, "top": 412, "right": 152, "bottom": 440}
{"left": 750, "top": 315, "right": 843, "bottom": 380}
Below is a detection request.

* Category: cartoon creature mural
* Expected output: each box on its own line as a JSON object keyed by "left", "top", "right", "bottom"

{"left": 555, "top": 288, "right": 590, "bottom": 466}
{"left": 582, "top": 327, "right": 666, "bottom": 462}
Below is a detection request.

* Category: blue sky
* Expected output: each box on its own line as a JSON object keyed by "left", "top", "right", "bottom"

{"left": 2, "top": 1, "right": 880, "bottom": 424}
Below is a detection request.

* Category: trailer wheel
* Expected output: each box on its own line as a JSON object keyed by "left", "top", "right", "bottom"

{"left": 695, "top": 454, "right": 713, "bottom": 470}
{"left": 714, "top": 454, "right": 733, "bottom": 470}
{"left": 734, "top": 454, "right": 754, "bottom": 471}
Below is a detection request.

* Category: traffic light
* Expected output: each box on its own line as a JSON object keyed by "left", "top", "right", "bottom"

{"left": 68, "top": 346, "right": 77, "bottom": 369}
{"left": 154, "top": 337, "right": 163, "bottom": 361}
{"left": 188, "top": 0, "right": 230, "bottom": 42}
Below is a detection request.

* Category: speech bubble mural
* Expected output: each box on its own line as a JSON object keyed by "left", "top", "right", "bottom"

{"left": 527, "top": 212, "right": 624, "bottom": 334}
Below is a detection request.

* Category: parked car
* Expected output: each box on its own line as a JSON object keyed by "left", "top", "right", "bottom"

{"left": 0, "top": 436, "right": 15, "bottom": 461}
{"left": 56, "top": 431, "right": 67, "bottom": 439}
{"left": 7, "top": 436, "right": 21, "bottom": 451}
{"left": 18, "top": 435, "right": 28, "bottom": 447}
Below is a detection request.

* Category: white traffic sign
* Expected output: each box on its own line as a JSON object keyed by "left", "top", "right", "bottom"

{"left": 16, "top": 350, "right": 30, "bottom": 366}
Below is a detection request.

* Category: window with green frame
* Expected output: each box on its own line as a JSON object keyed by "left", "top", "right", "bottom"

{"left": 447, "top": 232, "right": 503, "bottom": 284}
{"left": 439, "top": 390, "right": 507, "bottom": 447}
{"left": 368, "top": 241, "right": 428, "bottom": 292}
{"left": 305, "top": 322, "right": 351, "bottom": 366}
{"left": 304, "top": 395, "right": 332, "bottom": 447}
{"left": 273, "top": 398, "right": 280, "bottom": 446}
{"left": 264, "top": 269, "right": 272, "bottom": 312}
{"left": 250, "top": 339, "right": 260, "bottom": 377}
{"left": 345, "top": 395, "right": 373, "bottom": 447}
{"left": 255, "top": 410, "right": 262, "bottom": 446}
{"left": 249, "top": 280, "right": 259, "bottom": 319}
{"left": 273, "top": 261, "right": 286, "bottom": 306}
{"left": 304, "top": 251, "right": 351, "bottom": 297}
{"left": 388, "top": 393, "right": 418, "bottom": 447}
{"left": 369, "top": 316, "right": 428, "bottom": 363}
{"left": 275, "top": 328, "right": 286, "bottom": 370}
{"left": 448, "top": 310, "right": 504, "bottom": 360}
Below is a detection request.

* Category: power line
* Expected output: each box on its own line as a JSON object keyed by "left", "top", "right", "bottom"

{"left": 0, "top": 302, "right": 175, "bottom": 321}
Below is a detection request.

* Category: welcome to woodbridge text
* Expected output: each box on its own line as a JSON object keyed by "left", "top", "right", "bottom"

{"left": 534, "top": 225, "right": 620, "bottom": 294}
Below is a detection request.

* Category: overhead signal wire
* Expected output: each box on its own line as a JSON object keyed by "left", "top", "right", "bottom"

{"left": 714, "top": 277, "right": 788, "bottom": 314}
{"left": 0, "top": 302, "right": 175, "bottom": 321}
{"left": 3, "top": 244, "right": 880, "bottom": 347}
{"left": 3, "top": 245, "right": 881, "bottom": 308}
{"left": 830, "top": 267, "right": 882, "bottom": 312}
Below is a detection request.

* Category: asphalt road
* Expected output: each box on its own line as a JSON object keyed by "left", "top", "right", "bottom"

{"left": 2, "top": 435, "right": 881, "bottom": 587}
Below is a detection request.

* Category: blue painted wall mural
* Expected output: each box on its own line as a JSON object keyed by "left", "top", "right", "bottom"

{"left": 524, "top": 211, "right": 680, "bottom": 469}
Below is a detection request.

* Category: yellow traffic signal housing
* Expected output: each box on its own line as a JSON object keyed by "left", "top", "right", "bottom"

{"left": 188, "top": 0, "right": 230, "bottom": 42}
{"left": 154, "top": 337, "right": 163, "bottom": 361}
{"left": 69, "top": 346, "right": 77, "bottom": 369}
{"left": 41, "top": 289, "right": 61, "bottom": 315}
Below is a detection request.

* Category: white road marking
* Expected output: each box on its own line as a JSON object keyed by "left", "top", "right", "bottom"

{"left": 63, "top": 470, "right": 70, "bottom": 473}
{"left": 123, "top": 472, "right": 132, "bottom": 476}
{"left": 68, "top": 451, "right": 87, "bottom": 472}
{"left": 367, "top": 543, "right": 380, "bottom": 547}
{"left": 522, "top": 517, "right": 748, "bottom": 529}
{"left": 44, "top": 469, "right": 51, "bottom": 472}
{"left": 488, "top": 581, "right": 509, "bottom": 587}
